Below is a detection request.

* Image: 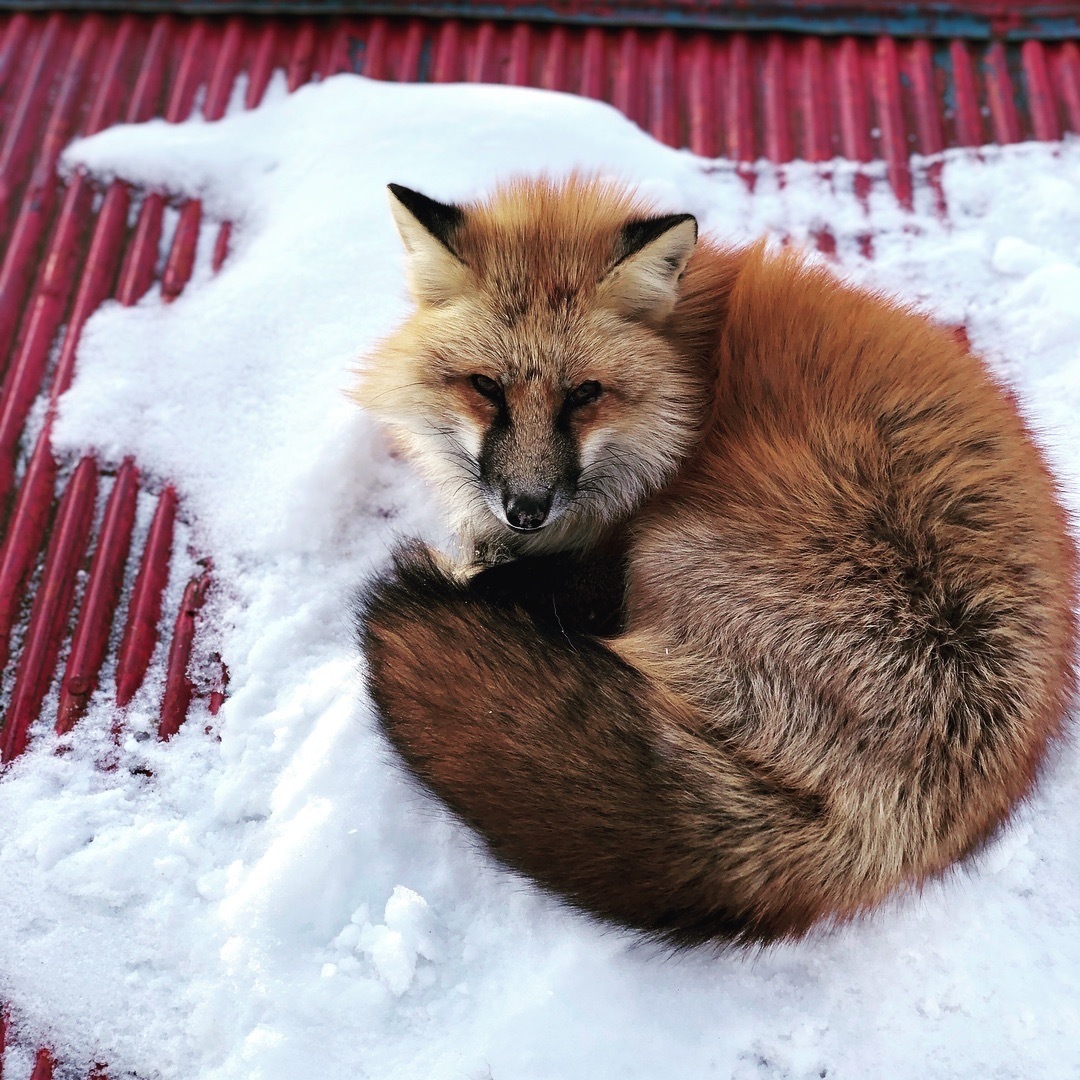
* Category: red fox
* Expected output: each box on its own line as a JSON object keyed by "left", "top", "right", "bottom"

{"left": 353, "top": 176, "right": 1077, "bottom": 946}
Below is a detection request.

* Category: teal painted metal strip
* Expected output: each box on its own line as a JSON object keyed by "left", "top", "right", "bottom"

{"left": 1, "top": 1, "right": 1079, "bottom": 41}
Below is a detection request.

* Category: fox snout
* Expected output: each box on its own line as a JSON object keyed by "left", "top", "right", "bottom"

{"left": 476, "top": 394, "right": 579, "bottom": 535}
{"left": 503, "top": 489, "right": 554, "bottom": 531}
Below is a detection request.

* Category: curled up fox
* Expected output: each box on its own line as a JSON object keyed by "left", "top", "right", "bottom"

{"left": 353, "top": 176, "right": 1077, "bottom": 946}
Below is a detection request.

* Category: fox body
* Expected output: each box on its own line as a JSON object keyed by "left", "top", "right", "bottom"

{"left": 354, "top": 177, "right": 1077, "bottom": 945}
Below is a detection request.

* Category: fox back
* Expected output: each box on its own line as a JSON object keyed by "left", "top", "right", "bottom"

{"left": 355, "top": 176, "right": 1077, "bottom": 945}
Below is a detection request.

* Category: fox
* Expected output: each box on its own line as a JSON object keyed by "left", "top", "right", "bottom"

{"left": 353, "top": 175, "right": 1077, "bottom": 946}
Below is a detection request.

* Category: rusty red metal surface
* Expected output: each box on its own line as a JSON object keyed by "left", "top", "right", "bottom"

{"left": 0, "top": 8, "right": 1079, "bottom": 1075}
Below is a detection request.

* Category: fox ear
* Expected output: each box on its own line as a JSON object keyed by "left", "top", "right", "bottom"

{"left": 599, "top": 214, "right": 698, "bottom": 324}
{"left": 387, "top": 183, "right": 470, "bottom": 304}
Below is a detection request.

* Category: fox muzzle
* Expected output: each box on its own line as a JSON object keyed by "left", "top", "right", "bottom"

{"left": 503, "top": 490, "right": 553, "bottom": 531}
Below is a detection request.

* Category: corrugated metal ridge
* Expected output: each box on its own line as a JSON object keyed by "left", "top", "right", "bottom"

{"left": 0, "top": 9, "right": 1079, "bottom": 1077}
{"left": 2, "top": 0, "right": 1080, "bottom": 42}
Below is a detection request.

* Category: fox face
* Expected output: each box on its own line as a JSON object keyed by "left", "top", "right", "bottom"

{"left": 355, "top": 177, "right": 708, "bottom": 558}
{"left": 463, "top": 369, "right": 600, "bottom": 534}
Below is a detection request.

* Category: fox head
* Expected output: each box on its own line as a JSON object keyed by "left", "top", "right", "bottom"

{"left": 354, "top": 176, "right": 708, "bottom": 558}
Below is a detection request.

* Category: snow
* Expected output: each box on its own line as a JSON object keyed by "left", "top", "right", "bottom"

{"left": 0, "top": 74, "right": 1075, "bottom": 1078}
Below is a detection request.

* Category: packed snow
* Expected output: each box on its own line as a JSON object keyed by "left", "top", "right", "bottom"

{"left": 0, "top": 74, "right": 1075, "bottom": 1078}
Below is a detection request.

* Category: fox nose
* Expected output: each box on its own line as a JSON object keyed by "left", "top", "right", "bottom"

{"left": 503, "top": 492, "right": 551, "bottom": 531}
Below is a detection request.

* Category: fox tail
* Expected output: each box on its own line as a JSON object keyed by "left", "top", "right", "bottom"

{"left": 357, "top": 544, "right": 847, "bottom": 946}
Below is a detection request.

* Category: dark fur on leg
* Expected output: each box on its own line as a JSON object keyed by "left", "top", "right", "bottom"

{"left": 470, "top": 550, "right": 628, "bottom": 637}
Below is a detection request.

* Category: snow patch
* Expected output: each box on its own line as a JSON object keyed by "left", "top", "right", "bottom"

{"left": 0, "top": 75, "right": 1072, "bottom": 1079}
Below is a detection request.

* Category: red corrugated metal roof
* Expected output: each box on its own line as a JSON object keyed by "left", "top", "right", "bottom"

{"left": 0, "top": 9, "right": 1078, "bottom": 1074}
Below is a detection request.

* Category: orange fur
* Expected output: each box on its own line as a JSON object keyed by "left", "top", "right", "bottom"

{"left": 355, "top": 176, "right": 1077, "bottom": 946}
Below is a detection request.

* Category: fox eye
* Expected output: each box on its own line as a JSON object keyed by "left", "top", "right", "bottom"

{"left": 470, "top": 374, "right": 502, "bottom": 401}
{"left": 567, "top": 380, "right": 602, "bottom": 408}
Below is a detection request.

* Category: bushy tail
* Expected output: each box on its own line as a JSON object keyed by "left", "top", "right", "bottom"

{"left": 358, "top": 545, "right": 862, "bottom": 946}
